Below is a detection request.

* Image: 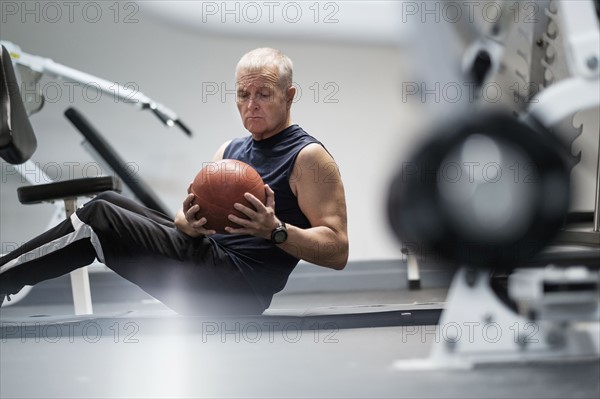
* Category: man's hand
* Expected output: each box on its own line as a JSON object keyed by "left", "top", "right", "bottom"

{"left": 225, "top": 184, "right": 279, "bottom": 239}
{"left": 174, "top": 193, "right": 217, "bottom": 238}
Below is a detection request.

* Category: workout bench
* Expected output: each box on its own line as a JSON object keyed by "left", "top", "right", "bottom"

{"left": 1, "top": 44, "right": 121, "bottom": 315}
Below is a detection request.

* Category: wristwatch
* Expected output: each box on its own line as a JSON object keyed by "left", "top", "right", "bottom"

{"left": 271, "top": 221, "right": 288, "bottom": 244}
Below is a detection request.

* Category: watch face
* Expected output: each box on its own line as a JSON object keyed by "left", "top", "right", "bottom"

{"left": 273, "top": 229, "right": 287, "bottom": 243}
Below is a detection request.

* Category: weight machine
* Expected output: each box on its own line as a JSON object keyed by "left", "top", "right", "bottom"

{"left": 388, "top": 0, "right": 600, "bottom": 368}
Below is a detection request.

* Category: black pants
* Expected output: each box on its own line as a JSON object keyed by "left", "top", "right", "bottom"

{"left": 0, "top": 192, "right": 265, "bottom": 316}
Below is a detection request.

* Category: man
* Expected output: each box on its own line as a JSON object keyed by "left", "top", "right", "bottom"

{"left": 0, "top": 48, "right": 349, "bottom": 315}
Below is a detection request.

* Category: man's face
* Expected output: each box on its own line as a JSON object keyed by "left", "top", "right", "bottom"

{"left": 236, "top": 66, "right": 294, "bottom": 139}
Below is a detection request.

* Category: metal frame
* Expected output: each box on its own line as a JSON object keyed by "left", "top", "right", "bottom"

{"left": 394, "top": 267, "right": 599, "bottom": 370}
{"left": 528, "top": 1, "right": 600, "bottom": 245}
{"left": 395, "top": 0, "right": 600, "bottom": 370}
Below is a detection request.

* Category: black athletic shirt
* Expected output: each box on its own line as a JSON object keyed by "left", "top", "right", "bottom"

{"left": 210, "top": 124, "right": 323, "bottom": 307}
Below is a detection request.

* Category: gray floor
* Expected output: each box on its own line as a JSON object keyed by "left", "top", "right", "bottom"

{"left": 2, "top": 319, "right": 598, "bottom": 399}
{"left": 2, "top": 273, "right": 599, "bottom": 399}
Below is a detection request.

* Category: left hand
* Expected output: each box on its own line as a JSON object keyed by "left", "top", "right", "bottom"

{"left": 225, "top": 184, "right": 279, "bottom": 239}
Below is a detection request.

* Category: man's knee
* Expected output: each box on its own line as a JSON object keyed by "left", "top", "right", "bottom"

{"left": 76, "top": 195, "right": 121, "bottom": 230}
{"left": 93, "top": 191, "right": 121, "bottom": 203}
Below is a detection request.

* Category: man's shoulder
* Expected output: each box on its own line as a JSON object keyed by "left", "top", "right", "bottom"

{"left": 288, "top": 125, "right": 323, "bottom": 146}
{"left": 227, "top": 135, "right": 253, "bottom": 148}
{"left": 221, "top": 136, "right": 252, "bottom": 159}
{"left": 297, "top": 141, "right": 324, "bottom": 153}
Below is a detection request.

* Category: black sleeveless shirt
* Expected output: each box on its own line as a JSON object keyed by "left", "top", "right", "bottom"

{"left": 210, "top": 124, "right": 323, "bottom": 306}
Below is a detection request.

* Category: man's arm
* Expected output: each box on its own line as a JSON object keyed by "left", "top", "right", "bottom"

{"left": 282, "top": 143, "right": 349, "bottom": 269}
{"left": 228, "top": 143, "right": 349, "bottom": 270}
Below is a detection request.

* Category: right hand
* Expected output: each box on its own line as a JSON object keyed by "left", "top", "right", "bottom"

{"left": 175, "top": 193, "right": 216, "bottom": 237}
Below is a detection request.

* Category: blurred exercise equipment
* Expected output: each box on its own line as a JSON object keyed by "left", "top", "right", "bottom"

{"left": 388, "top": 0, "right": 599, "bottom": 369}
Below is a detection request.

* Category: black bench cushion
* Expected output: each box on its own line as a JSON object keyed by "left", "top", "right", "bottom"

{"left": 17, "top": 176, "right": 121, "bottom": 204}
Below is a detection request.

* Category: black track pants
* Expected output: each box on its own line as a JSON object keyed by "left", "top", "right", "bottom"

{"left": 0, "top": 192, "right": 265, "bottom": 315}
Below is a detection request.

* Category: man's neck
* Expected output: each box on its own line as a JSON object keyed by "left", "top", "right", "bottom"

{"left": 251, "top": 120, "right": 293, "bottom": 141}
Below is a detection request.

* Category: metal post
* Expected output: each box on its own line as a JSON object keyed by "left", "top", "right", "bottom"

{"left": 594, "top": 128, "right": 600, "bottom": 232}
{"left": 64, "top": 198, "right": 93, "bottom": 315}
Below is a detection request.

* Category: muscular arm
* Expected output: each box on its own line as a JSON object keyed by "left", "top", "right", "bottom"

{"left": 228, "top": 143, "right": 349, "bottom": 270}
{"left": 282, "top": 143, "right": 349, "bottom": 269}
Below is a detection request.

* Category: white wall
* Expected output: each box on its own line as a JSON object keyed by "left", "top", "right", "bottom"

{"left": 0, "top": 1, "right": 427, "bottom": 261}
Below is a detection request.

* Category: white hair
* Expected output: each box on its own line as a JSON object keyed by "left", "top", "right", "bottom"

{"left": 235, "top": 48, "right": 293, "bottom": 90}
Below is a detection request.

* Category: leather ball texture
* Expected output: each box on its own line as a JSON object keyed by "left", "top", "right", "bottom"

{"left": 190, "top": 159, "right": 266, "bottom": 234}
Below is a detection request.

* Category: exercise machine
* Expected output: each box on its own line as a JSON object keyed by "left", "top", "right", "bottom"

{"left": 1, "top": 41, "right": 191, "bottom": 313}
{"left": 388, "top": 0, "right": 600, "bottom": 368}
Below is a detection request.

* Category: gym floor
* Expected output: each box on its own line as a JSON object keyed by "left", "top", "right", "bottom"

{"left": 1, "top": 261, "right": 599, "bottom": 399}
